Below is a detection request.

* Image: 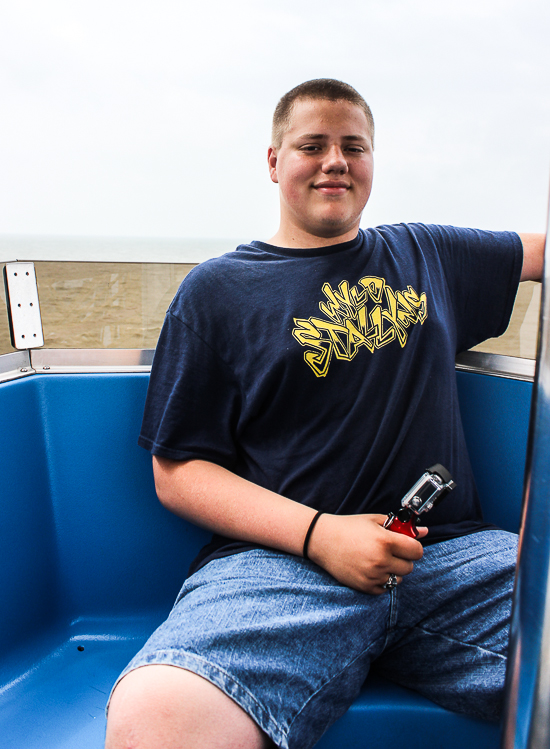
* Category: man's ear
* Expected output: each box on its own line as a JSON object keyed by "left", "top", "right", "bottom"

{"left": 267, "top": 146, "right": 278, "bottom": 184}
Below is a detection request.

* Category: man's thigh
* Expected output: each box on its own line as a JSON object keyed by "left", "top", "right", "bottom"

{"left": 108, "top": 549, "right": 392, "bottom": 749}
{"left": 375, "top": 530, "right": 517, "bottom": 721}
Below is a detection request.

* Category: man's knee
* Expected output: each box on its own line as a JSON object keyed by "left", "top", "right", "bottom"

{"left": 105, "top": 664, "right": 272, "bottom": 749}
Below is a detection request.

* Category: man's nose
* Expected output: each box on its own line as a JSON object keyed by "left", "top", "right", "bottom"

{"left": 322, "top": 145, "right": 348, "bottom": 173}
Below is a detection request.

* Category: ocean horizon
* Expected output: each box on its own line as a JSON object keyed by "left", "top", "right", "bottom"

{"left": 0, "top": 235, "right": 247, "bottom": 264}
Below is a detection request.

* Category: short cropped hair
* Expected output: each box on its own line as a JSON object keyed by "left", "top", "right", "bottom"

{"left": 271, "top": 79, "right": 375, "bottom": 149}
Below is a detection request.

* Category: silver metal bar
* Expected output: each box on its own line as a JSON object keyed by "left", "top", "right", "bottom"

{"left": 29, "top": 348, "right": 154, "bottom": 373}
{"left": 3, "top": 262, "right": 44, "bottom": 349}
{"left": 455, "top": 351, "right": 535, "bottom": 382}
{"left": 501, "top": 224, "right": 550, "bottom": 748}
{"left": 0, "top": 347, "right": 537, "bottom": 382}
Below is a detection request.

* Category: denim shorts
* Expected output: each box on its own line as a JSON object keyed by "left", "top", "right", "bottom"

{"left": 109, "top": 530, "right": 517, "bottom": 749}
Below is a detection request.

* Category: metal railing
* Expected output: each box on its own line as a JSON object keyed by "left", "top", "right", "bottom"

{"left": 502, "top": 220, "right": 550, "bottom": 748}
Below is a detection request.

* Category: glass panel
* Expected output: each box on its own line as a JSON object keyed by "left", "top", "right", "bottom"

{"left": 0, "top": 265, "right": 541, "bottom": 359}
{"left": 471, "top": 280, "right": 541, "bottom": 360}
{"left": 35, "top": 261, "right": 195, "bottom": 349}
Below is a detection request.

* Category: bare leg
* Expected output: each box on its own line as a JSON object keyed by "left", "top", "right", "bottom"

{"left": 105, "top": 665, "right": 274, "bottom": 749}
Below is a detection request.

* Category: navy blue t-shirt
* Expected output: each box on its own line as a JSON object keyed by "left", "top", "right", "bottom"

{"left": 138, "top": 224, "right": 523, "bottom": 575}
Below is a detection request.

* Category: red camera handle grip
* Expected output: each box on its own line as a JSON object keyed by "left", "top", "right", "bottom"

{"left": 384, "top": 512, "right": 419, "bottom": 538}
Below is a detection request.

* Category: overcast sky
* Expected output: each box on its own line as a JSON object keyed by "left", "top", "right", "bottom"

{"left": 1, "top": 0, "right": 549, "bottom": 245}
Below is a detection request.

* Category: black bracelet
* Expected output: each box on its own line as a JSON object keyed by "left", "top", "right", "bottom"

{"left": 303, "top": 511, "right": 324, "bottom": 560}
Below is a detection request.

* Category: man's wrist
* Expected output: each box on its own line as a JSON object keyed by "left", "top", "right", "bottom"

{"left": 303, "top": 511, "right": 324, "bottom": 560}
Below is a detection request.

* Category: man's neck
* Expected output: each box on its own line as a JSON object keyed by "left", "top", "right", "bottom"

{"left": 267, "top": 223, "right": 360, "bottom": 249}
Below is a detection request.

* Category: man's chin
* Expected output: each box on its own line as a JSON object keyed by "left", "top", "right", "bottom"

{"left": 309, "top": 217, "right": 361, "bottom": 241}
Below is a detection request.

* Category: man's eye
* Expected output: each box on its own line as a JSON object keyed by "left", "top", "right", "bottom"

{"left": 301, "top": 145, "right": 321, "bottom": 152}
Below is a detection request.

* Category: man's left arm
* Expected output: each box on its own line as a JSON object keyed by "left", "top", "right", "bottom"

{"left": 519, "top": 233, "right": 546, "bottom": 281}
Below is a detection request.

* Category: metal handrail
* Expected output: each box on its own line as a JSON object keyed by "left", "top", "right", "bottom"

{"left": 502, "top": 224, "right": 550, "bottom": 748}
{"left": 455, "top": 351, "right": 535, "bottom": 382}
{"left": 0, "top": 348, "right": 537, "bottom": 383}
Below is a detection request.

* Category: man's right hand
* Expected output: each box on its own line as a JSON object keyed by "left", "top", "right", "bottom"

{"left": 306, "top": 513, "right": 427, "bottom": 595}
{"left": 153, "top": 458, "right": 426, "bottom": 596}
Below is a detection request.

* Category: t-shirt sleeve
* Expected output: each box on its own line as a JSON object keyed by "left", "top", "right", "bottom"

{"left": 421, "top": 224, "right": 523, "bottom": 352}
{"left": 138, "top": 311, "right": 242, "bottom": 467}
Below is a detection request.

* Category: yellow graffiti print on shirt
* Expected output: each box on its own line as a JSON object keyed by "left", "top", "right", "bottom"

{"left": 292, "top": 276, "right": 428, "bottom": 377}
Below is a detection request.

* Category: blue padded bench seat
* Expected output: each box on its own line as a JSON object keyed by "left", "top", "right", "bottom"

{"left": 0, "top": 370, "right": 532, "bottom": 748}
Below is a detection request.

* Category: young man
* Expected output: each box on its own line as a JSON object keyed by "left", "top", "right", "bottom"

{"left": 105, "top": 79, "right": 545, "bottom": 749}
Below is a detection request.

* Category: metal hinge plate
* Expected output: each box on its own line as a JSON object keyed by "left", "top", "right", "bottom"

{"left": 3, "top": 262, "right": 44, "bottom": 349}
